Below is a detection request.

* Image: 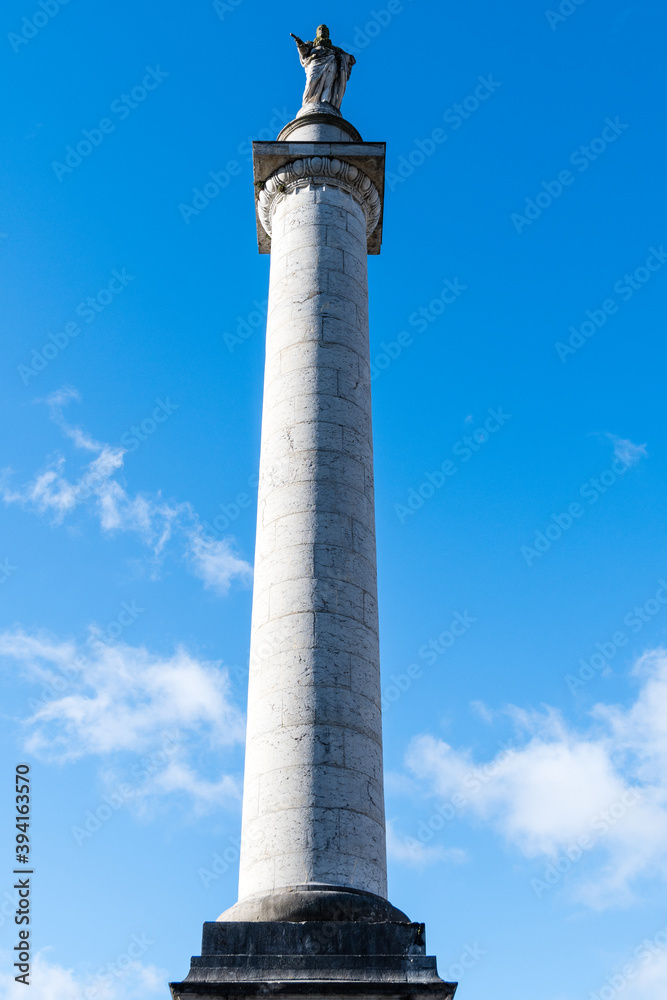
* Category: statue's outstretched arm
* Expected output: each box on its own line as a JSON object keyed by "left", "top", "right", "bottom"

{"left": 290, "top": 33, "right": 310, "bottom": 61}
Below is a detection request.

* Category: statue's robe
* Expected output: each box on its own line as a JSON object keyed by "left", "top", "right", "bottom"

{"left": 299, "top": 44, "right": 355, "bottom": 109}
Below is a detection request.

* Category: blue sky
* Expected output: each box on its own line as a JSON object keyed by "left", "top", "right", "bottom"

{"left": 1, "top": 0, "right": 667, "bottom": 998}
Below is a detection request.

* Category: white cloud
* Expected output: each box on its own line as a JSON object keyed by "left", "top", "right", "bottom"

{"left": 2, "top": 628, "right": 245, "bottom": 758}
{"left": 148, "top": 758, "right": 240, "bottom": 809}
{"left": 0, "top": 628, "right": 245, "bottom": 811}
{"left": 398, "top": 650, "right": 667, "bottom": 907}
{"left": 470, "top": 700, "right": 495, "bottom": 723}
{"left": 0, "top": 948, "right": 166, "bottom": 1000}
{"left": 47, "top": 386, "right": 105, "bottom": 452}
{"left": 1, "top": 388, "right": 252, "bottom": 591}
{"left": 607, "top": 432, "right": 648, "bottom": 466}
{"left": 585, "top": 931, "right": 667, "bottom": 1000}
{"left": 386, "top": 820, "right": 466, "bottom": 869}
{"left": 186, "top": 527, "right": 254, "bottom": 595}
{"left": 622, "top": 946, "right": 667, "bottom": 1000}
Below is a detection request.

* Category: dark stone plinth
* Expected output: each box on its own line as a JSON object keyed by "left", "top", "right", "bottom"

{"left": 170, "top": 918, "right": 456, "bottom": 1000}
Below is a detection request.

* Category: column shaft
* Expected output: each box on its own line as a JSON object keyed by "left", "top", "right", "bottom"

{"left": 238, "top": 177, "right": 386, "bottom": 901}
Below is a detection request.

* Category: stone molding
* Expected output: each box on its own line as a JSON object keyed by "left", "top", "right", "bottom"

{"left": 257, "top": 155, "right": 382, "bottom": 239}
{"left": 278, "top": 112, "right": 363, "bottom": 143}
{"left": 218, "top": 885, "right": 410, "bottom": 924}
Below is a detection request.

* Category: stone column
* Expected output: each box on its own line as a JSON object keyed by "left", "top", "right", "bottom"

{"left": 237, "top": 145, "right": 386, "bottom": 905}
{"left": 171, "top": 97, "right": 455, "bottom": 1000}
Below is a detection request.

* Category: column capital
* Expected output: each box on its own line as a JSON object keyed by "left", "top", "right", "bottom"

{"left": 252, "top": 141, "right": 386, "bottom": 255}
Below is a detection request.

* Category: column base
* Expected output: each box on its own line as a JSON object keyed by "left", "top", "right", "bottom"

{"left": 218, "top": 885, "right": 410, "bottom": 923}
{"left": 170, "top": 913, "right": 456, "bottom": 1000}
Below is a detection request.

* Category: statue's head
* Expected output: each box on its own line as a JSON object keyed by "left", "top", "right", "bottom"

{"left": 315, "top": 24, "right": 333, "bottom": 47}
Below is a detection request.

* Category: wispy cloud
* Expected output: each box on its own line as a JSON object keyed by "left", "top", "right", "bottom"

{"left": 0, "top": 628, "right": 245, "bottom": 811}
{"left": 187, "top": 527, "right": 253, "bottom": 595}
{"left": 1, "top": 388, "right": 252, "bottom": 591}
{"left": 396, "top": 650, "right": 667, "bottom": 907}
{"left": 607, "top": 432, "right": 648, "bottom": 467}
{"left": 386, "top": 820, "right": 466, "bottom": 869}
{"left": 46, "top": 386, "right": 104, "bottom": 451}
{"left": 622, "top": 949, "right": 667, "bottom": 1000}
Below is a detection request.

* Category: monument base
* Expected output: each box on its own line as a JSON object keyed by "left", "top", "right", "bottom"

{"left": 170, "top": 916, "right": 456, "bottom": 1000}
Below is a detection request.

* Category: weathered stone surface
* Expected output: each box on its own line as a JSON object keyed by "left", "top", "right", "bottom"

{"left": 242, "top": 172, "right": 387, "bottom": 899}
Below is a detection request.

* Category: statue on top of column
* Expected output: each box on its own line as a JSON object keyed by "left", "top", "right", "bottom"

{"left": 290, "top": 25, "right": 356, "bottom": 111}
